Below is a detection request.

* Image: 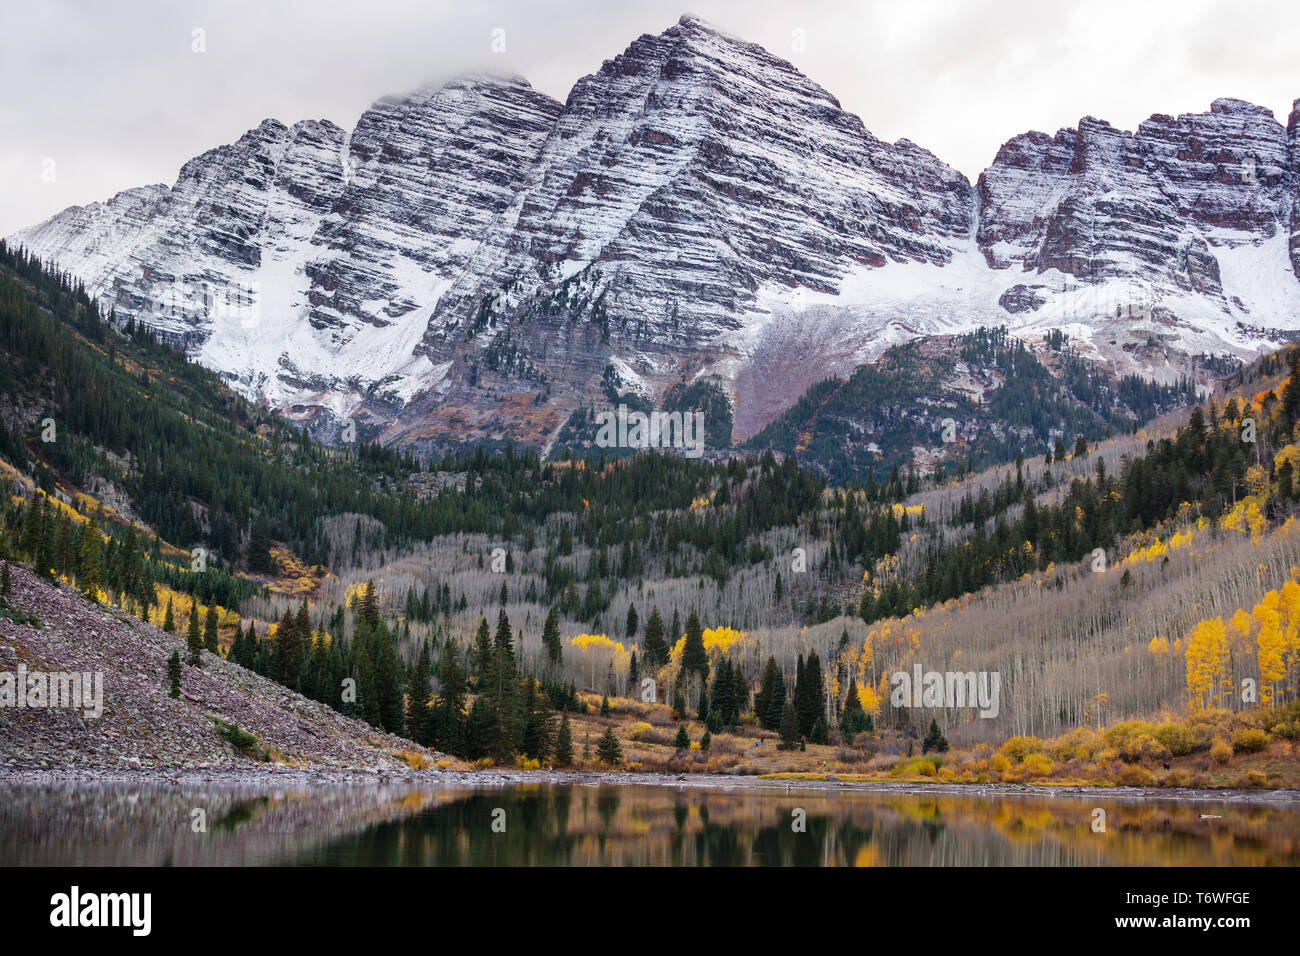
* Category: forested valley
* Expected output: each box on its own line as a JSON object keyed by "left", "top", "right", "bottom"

{"left": 3, "top": 240, "right": 1299, "bottom": 787}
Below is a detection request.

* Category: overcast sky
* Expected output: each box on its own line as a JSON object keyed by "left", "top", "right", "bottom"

{"left": 3, "top": 0, "right": 1300, "bottom": 236}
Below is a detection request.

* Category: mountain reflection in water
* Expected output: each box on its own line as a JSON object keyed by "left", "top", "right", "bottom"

{"left": 3, "top": 781, "right": 1296, "bottom": 866}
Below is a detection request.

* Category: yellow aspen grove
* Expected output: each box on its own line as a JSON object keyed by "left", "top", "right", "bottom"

{"left": 1228, "top": 607, "right": 1254, "bottom": 680}
{"left": 1279, "top": 579, "right": 1300, "bottom": 697}
{"left": 1185, "top": 617, "right": 1228, "bottom": 710}
{"left": 1256, "top": 601, "right": 1287, "bottom": 705}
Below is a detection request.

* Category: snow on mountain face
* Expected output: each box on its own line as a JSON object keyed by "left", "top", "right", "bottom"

{"left": 305, "top": 77, "right": 561, "bottom": 343}
{"left": 9, "top": 15, "right": 1300, "bottom": 452}
{"left": 400, "top": 14, "right": 973, "bottom": 445}
{"left": 423, "top": 15, "right": 970, "bottom": 350}
{"left": 972, "top": 97, "right": 1300, "bottom": 379}
{"left": 10, "top": 79, "right": 560, "bottom": 420}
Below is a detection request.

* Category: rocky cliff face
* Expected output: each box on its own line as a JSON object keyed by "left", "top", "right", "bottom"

{"left": 10, "top": 15, "right": 1300, "bottom": 452}
{"left": 978, "top": 98, "right": 1292, "bottom": 298}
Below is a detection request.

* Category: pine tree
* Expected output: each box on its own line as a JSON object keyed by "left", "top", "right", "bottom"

{"left": 923, "top": 719, "right": 949, "bottom": 754}
{"left": 162, "top": 597, "right": 175, "bottom": 633}
{"left": 809, "top": 716, "right": 830, "bottom": 744}
{"left": 554, "top": 711, "right": 573, "bottom": 766}
{"left": 435, "top": 638, "right": 467, "bottom": 755}
{"left": 229, "top": 624, "right": 244, "bottom": 665}
{"left": 20, "top": 493, "right": 43, "bottom": 562}
{"left": 541, "top": 605, "right": 562, "bottom": 667}
{"left": 167, "top": 650, "right": 182, "bottom": 698}
{"left": 371, "top": 620, "right": 405, "bottom": 733}
{"left": 473, "top": 644, "right": 522, "bottom": 762}
{"left": 272, "top": 608, "right": 301, "bottom": 687}
{"left": 357, "top": 580, "right": 380, "bottom": 632}
{"left": 248, "top": 516, "right": 273, "bottom": 573}
{"left": 521, "top": 678, "right": 556, "bottom": 762}
{"left": 595, "top": 727, "right": 623, "bottom": 765}
{"left": 674, "top": 723, "right": 690, "bottom": 751}
{"left": 643, "top": 606, "right": 667, "bottom": 666}
{"left": 494, "top": 607, "right": 513, "bottom": 654}
{"left": 730, "top": 665, "right": 748, "bottom": 727}
{"left": 841, "top": 674, "right": 865, "bottom": 736}
{"left": 755, "top": 656, "right": 786, "bottom": 731}
{"left": 681, "top": 609, "right": 708, "bottom": 680}
{"left": 471, "top": 617, "right": 492, "bottom": 681}
{"left": 795, "top": 650, "right": 823, "bottom": 738}
{"left": 240, "top": 622, "right": 257, "bottom": 669}
{"left": 0, "top": 561, "right": 10, "bottom": 599}
{"left": 407, "top": 643, "right": 431, "bottom": 744}
{"left": 186, "top": 602, "right": 203, "bottom": 666}
{"left": 77, "top": 518, "right": 103, "bottom": 595}
{"left": 710, "top": 657, "right": 735, "bottom": 728}
{"left": 600, "top": 694, "right": 611, "bottom": 717}
{"left": 625, "top": 603, "right": 638, "bottom": 639}
{"left": 203, "top": 604, "right": 219, "bottom": 654}
{"left": 778, "top": 699, "right": 800, "bottom": 750}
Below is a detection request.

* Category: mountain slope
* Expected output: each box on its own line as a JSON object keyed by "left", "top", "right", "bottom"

{"left": 0, "top": 563, "right": 449, "bottom": 771}
{"left": 742, "top": 327, "right": 1197, "bottom": 483}
{"left": 9, "top": 15, "right": 1300, "bottom": 456}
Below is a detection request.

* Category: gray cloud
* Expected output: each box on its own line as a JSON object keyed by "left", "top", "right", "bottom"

{"left": 3, "top": 0, "right": 1299, "bottom": 235}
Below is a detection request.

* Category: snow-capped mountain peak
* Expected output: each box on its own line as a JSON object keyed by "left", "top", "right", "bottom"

{"left": 9, "top": 16, "right": 1300, "bottom": 450}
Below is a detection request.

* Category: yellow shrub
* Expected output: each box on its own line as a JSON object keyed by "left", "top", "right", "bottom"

{"left": 1117, "top": 733, "right": 1170, "bottom": 764}
{"left": 998, "top": 736, "right": 1043, "bottom": 763}
{"left": 624, "top": 721, "right": 655, "bottom": 741}
{"left": 1022, "top": 753, "right": 1054, "bottom": 777}
{"left": 1117, "top": 764, "right": 1153, "bottom": 786}
{"left": 1231, "top": 727, "right": 1269, "bottom": 754}
{"left": 1049, "top": 726, "right": 1101, "bottom": 762}
{"left": 1209, "top": 737, "right": 1233, "bottom": 765}
{"left": 1152, "top": 722, "right": 1193, "bottom": 757}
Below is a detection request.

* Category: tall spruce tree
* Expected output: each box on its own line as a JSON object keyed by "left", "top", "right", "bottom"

{"left": 407, "top": 643, "right": 432, "bottom": 744}
{"left": 77, "top": 519, "right": 102, "bottom": 594}
{"left": 435, "top": 638, "right": 467, "bottom": 755}
{"left": 796, "top": 650, "right": 823, "bottom": 738}
{"left": 595, "top": 727, "right": 623, "bottom": 765}
{"left": 643, "top": 606, "right": 667, "bottom": 667}
{"left": 755, "top": 656, "right": 786, "bottom": 731}
{"left": 185, "top": 602, "right": 203, "bottom": 666}
{"left": 554, "top": 711, "right": 573, "bottom": 766}
{"left": 203, "top": 604, "right": 219, "bottom": 654}
{"left": 778, "top": 699, "right": 800, "bottom": 750}
{"left": 841, "top": 674, "right": 866, "bottom": 736}
{"left": 541, "top": 605, "right": 562, "bottom": 667}
{"left": 166, "top": 650, "right": 182, "bottom": 699}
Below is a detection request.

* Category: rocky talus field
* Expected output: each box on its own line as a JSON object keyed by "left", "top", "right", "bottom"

{"left": 0, "top": 565, "right": 454, "bottom": 774}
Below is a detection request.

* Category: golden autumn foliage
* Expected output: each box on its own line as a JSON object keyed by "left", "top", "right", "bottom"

{"left": 1181, "top": 567, "right": 1300, "bottom": 709}
{"left": 668, "top": 625, "right": 749, "bottom": 663}
{"left": 1184, "top": 617, "right": 1228, "bottom": 709}
{"left": 569, "top": 633, "right": 620, "bottom": 651}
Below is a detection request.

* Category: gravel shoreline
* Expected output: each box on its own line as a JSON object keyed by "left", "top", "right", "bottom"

{"left": 4, "top": 765, "right": 1298, "bottom": 804}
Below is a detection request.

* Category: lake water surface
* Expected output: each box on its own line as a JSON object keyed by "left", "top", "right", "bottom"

{"left": 3, "top": 780, "right": 1298, "bottom": 866}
